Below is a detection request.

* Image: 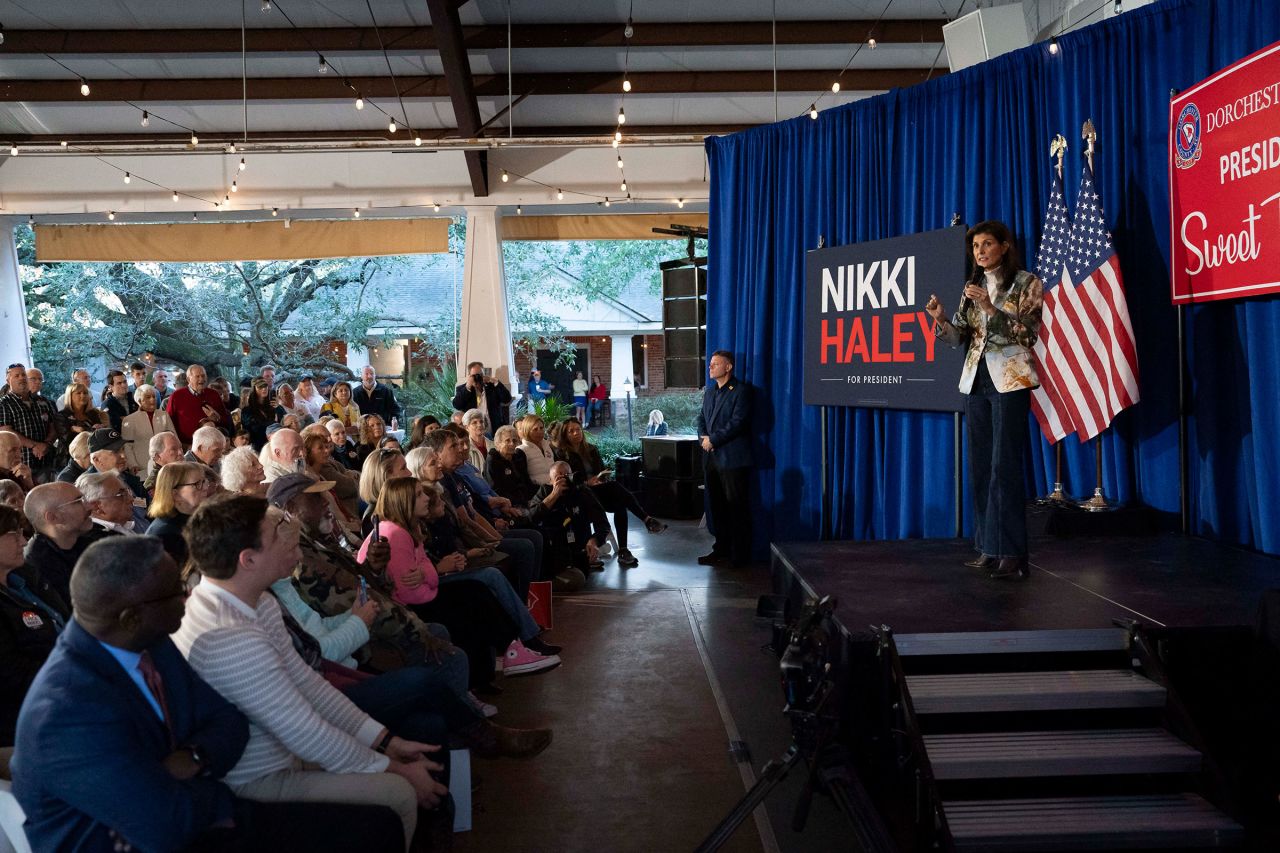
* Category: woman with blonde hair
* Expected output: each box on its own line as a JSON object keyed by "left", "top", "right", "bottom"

{"left": 357, "top": 413, "right": 388, "bottom": 467}
{"left": 146, "top": 461, "right": 213, "bottom": 564}
{"left": 358, "top": 477, "right": 547, "bottom": 691}
{"left": 120, "top": 384, "right": 175, "bottom": 474}
{"left": 320, "top": 380, "right": 361, "bottom": 434}
{"left": 60, "top": 383, "right": 108, "bottom": 438}
{"left": 514, "top": 414, "right": 555, "bottom": 485}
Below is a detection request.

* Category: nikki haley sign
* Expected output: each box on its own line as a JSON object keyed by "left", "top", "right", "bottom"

{"left": 1171, "top": 39, "right": 1280, "bottom": 304}
{"left": 804, "top": 225, "right": 967, "bottom": 413}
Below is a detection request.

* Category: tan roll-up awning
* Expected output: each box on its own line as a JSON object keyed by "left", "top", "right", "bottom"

{"left": 501, "top": 213, "right": 708, "bottom": 241}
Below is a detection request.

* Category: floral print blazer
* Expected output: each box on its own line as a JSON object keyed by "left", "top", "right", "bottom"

{"left": 936, "top": 269, "right": 1044, "bottom": 394}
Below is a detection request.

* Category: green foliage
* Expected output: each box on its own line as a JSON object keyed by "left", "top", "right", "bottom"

{"left": 397, "top": 363, "right": 461, "bottom": 421}
{"left": 587, "top": 428, "right": 643, "bottom": 468}
{"left": 512, "top": 395, "right": 573, "bottom": 425}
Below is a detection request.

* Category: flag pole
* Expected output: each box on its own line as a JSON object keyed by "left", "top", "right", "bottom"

{"left": 1079, "top": 118, "right": 1112, "bottom": 512}
{"left": 1047, "top": 133, "right": 1068, "bottom": 503}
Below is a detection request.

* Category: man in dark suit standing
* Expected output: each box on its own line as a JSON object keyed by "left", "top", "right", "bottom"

{"left": 11, "top": 535, "right": 403, "bottom": 853}
{"left": 452, "top": 360, "right": 513, "bottom": 430}
{"left": 695, "top": 350, "right": 754, "bottom": 568}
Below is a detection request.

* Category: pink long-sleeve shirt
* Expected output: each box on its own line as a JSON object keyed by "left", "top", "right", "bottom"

{"left": 357, "top": 520, "right": 438, "bottom": 606}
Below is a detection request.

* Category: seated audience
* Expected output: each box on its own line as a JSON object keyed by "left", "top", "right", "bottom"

{"left": 121, "top": 383, "right": 175, "bottom": 474}
{"left": 59, "top": 382, "right": 108, "bottom": 438}
{"left": 485, "top": 425, "right": 537, "bottom": 507}
{"left": 146, "top": 461, "right": 213, "bottom": 565}
{"left": 303, "top": 425, "right": 359, "bottom": 521}
{"left": 321, "top": 380, "right": 361, "bottom": 436}
{"left": 462, "top": 409, "right": 491, "bottom": 471}
{"left": 260, "top": 426, "right": 306, "bottom": 483}
{"left": 239, "top": 379, "right": 276, "bottom": 451}
{"left": 174, "top": 494, "right": 447, "bottom": 850}
{"left": 294, "top": 375, "right": 325, "bottom": 424}
{"left": 1, "top": 505, "right": 67, "bottom": 746}
{"left": 144, "top": 430, "right": 185, "bottom": 494}
{"left": 166, "top": 364, "right": 232, "bottom": 446}
{"left": 87, "top": 427, "right": 148, "bottom": 500}
{"left": 0, "top": 431, "right": 35, "bottom": 492}
{"left": 515, "top": 414, "right": 556, "bottom": 486}
{"left": 555, "top": 418, "right": 665, "bottom": 568}
{"left": 221, "top": 444, "right": 269, "bottom": 497}
{"left": 327, "top": 417, "right": 361, "bottom": 470}
{"left": 101, "top": 369, "right": 139, "bottom": 433}
{"left": 188, "top": 424, "right": 229, "bottom": 472}
{"left": 78, "top": 471, "right": 143, "bottom": 536}
{"left": 359, "top": 477, "right": 523, "bottom": 691}
{"left": 13, "top": 534, "right": 404, "bottom": 852}
{"left": 274, "top": 382, "right": 308, "bottom": 427}
{"left": 23, "top": 482, "right": 107, "bottom": 603}
{"left": 359, "top": 414, "right": 389, "bottom": 467}
{"left": 646, "top": 408, "right": 668, "bottom": 436}
{"left": 0, "top": 479, "right": 25, "bottom": 513}
{"left": 530, "top": 461, "right": 610, "bottom": 581}
{"left": 358, "top": 447, "right": 411, "bottom": 529}
{"left": 407, "top": 415, "right": 441, "bottom": 450}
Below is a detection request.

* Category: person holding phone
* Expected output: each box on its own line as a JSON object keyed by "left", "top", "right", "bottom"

{"left": 926, "top": 220, "right": 1044, "bottom": 581}
{"left": 451, "top": 361, "right": 513, "bottom": 430}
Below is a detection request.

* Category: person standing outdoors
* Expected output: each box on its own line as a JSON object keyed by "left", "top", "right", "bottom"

{"left": 926, "top": 220, "right": 1044, "bottom": 581}
{"left": 451, "top": 361, "right": 513, "bottom": 430}
{"left": 695, "top": 351, "right": 754, "bottom": 568}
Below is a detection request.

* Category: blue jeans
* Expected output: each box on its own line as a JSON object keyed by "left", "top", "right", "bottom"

{"left": 966, "top": 360, "right": 1031, "bottom": 559}
{"left": 440, "top": 565, "right": 541, "bottom": 641}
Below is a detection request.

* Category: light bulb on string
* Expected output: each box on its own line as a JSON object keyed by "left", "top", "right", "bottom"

{"left": 60, "top": 140, "right": 67, "bottom": 147}
{"left": 271, "top": 207, "right": 279, "bottom": 216}
{"left": 353, "top": 209, "right": 361, "bottom": 218}
{"left": 868, "top": 37, "right": 877, "bottom": 49}
{"left": 617, "top": 107, "right": 626, "bottom": 124}
{"left": 191, "top": 132, "right": 199, "bottom": 146}
{"left": 227, "top": 143, "right": 236, "bottom": 154}
{"left": 622, "top": 78, "right": 631, "bottom": 93}
{"left": 172, "top": 191, "right": 179, "bottom": 202}
{"left": 140, "top": 111, "right": 150, "bottom": 127}
{"left": 1049, "top": 37, "right": 1059, "bottom": 55}
{"left": 231, "top": 181, "right": 238, "bottom": 193}
{"left": 414, "top": 136, "right": 422, "bottom": 146}
{"left": 501, "top": 170, "right": 509, "bottom": 182}
{"left": 123, "top": 172, "right": 131, "bottom": 184}
{"left": 27, "top": 215, "right": 33, "bottom": 226}
{"left": 107, "top": 211, "right": 115, "bottom": 220}
{"left": 557, "top": 189, "right": 564, "bottom": 200}
{"left": 239, "top": 157, "right": 246, "bottom": 171}
{"left": 192, "top": 212, "right": 198, "bottom": 222}
{"left": 624, "top": 17, "right": 634, "bottom": 39}
{"left": 355, "top": 95, "right": 365, "bottom": 110}
{"left": 318, "top": 56, "right": 329, "bottom": 74}
{"left": 831, "top": 81, "right": 840, "bottom": 93}
{"left": 433, "top": 202, "right": 440, "bottom": 211}
{"left": 79, "top": 79, "right": 90, "bottom": 97}
{"left": 620, "top": 181, "right": 627, "bottom": 192}
{"left": 604, "top": 198, "right": 611, "bottom": 207}
{"left": 615, "top": 130, "right": 622, "bottom": 142}
{"left": 809, "top": 105, "right": 818, "bottom": 120}
{"left": 612, "top": 138, "right": 620, "bottom": 149}
{"left": 261, "top": 0, "right": 271, "bottom": 12}
{"left": 388, "top": 118, "right": 397, "bottom": 133}
{"left": 516, "top": 204, "right": 523, "bottom": 215}
{"left": 677, "top": 198, "right": 685, "bottom": 208}
{"left": 9, "top": 145, "right": 16, "bottom": 156}
{"left": 616, "top": 155, "right": 624, "bottom": 169}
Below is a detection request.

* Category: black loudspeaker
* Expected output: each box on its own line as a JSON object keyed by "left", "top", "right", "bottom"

{"left": 662, "top": 266, "right": 707, "bottom": 388}
{"left": 613, "top": 454, "right": 643, "bottom": 493}
{"left": 641, "top": 436, "right": 703, "bottom": 481}
{"left": 641, "top": 475, "right": 704, "bottom": 519}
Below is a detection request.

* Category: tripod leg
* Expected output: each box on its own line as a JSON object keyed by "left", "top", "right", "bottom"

{"left": 820, "top": 762, "right": 897, "bottom": 853}
{"left": 693, "top": 745, "right": 802, "bottom": 853}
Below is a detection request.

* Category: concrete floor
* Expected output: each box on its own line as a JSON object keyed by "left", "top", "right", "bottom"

{"left": 453, "top": 520, "right": 854, "bottom": 853}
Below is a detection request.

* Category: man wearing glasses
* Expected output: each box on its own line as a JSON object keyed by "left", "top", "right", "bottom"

{"left": 1, "top": 363, "right": 57, "bottom": 479}
{"left": 21, "top": 482, "right": 108, "bottom": 604}
{"left": 77, "top": 471, "right": 144, "bottom": 536}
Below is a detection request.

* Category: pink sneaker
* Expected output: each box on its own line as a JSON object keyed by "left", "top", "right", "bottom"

{"left": 503, "top": 639, "right": 562, "bottom": 676}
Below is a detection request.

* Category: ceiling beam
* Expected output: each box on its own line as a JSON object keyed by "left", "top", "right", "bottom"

{"left": 1, "top": 20, "right": 947, "bottom": 54}
{"left": 425, "top": 0, "right": 487, "bottom": 197}
{"left": 0, "top": 69, "right": 939, "bottom": 103}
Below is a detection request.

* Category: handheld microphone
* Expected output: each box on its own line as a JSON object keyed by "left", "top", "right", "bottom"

{"left": 959, "top": 263, "right": 984, "bottom": 314}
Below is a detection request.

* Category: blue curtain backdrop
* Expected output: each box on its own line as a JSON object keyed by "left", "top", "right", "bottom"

{"left": 705, "top": 0, "right": 1280, "bottom": 556}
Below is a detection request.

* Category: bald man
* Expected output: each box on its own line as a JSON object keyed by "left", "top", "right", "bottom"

{"left": 0, "top": 431, "right": 34, "bottom": 492}
{"left": 12, "top": 535, "right": 403, "bottom": 853}
{"left": 164, "top": 364, "right": 230, "bottom": 446}
{"left": 23, "top": 482, "right": 110, "bottom": 603}
{"left": 261, "top": 427, "right": 305, "bottom": 482}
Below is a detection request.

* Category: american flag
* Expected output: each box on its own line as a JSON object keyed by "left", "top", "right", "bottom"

{"left": 1029, "top": 171, "right": 1076, "bottom": 442}
{"left": 1032, "top": 163, "right": 1139, "bottom": 442}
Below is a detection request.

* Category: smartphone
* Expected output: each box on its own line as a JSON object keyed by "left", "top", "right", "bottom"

{"left": 370, "top": 514, "right": 381, "bottom": 543}
{"left": 358, "top": 576, "right": 369, "bottom": 605}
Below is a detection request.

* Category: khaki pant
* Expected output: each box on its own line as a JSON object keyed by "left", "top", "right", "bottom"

{"left": 232, "top": 766, "right": 417, "bottom": 851}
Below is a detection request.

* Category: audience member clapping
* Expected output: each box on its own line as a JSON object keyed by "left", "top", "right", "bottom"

{"left": 146, "top": 461, "right": 213, "bottom": 565}
{"left": 120, "top": 383, "right": 175, "bottom": 474}
{"left": 220, "top": 445, "right": 268, "bottom": 497}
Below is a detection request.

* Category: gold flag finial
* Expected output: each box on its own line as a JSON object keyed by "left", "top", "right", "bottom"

{"left": 1082, "top": 119, "right": 1097, "bottom": 168}
{"left": 1050, "top": 133, "right": 1068, "bottom": 178}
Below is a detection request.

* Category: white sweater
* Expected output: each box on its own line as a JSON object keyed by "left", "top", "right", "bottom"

{"left": 520, "top": 439, "right": 555, "bottom": 485}
{"left": 171, "top": 579, "right": 388, "bottom": 787}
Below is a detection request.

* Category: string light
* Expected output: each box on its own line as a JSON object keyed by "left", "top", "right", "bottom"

{"left": 27, "top": 215, "right": 33, "bottom": 226}
{"left": 191, "top": 132, "right": 199, "bottom": 146}
{"left": 622, "top": 78, "right": 632, "bottom": 93}
{"left": 192, "top": 212, "right": 198, "bottom": 221}
{"left": 501, "top": 170, "right": 509, "bottom": 182}
{"left": 868, "top": 37, "right": 877, "bottom": 49}
{"left": 172, "top": 191, "right": 179, "bottom": 202}
{"left": 318, "top": 56, "right": 329, "bottom": 74}
{"left": 617, "top": 107, "right": 626, "bottom": 124}
{"left": 620, "top": 180, "right": 627, "bottom": 191}
{"left": 261, "top": 0, "right": 272, "bottom": 12}
{"left": 809, "top": 104, "right": 818, "bottom": 120}
{"left": 612, "top": 138, "right": 620, "bottom": 149}
{"left": 516, "top": 204, "right": 523, "bottom": 215}
{"left": 677, "top": 198, "right": 685, "bottom": 208}
{"left": 414, "top": 136, "right": 422, "bottom": 146}
{"left": 231, "top": 180, "right": 238, "bottom": 192}
{"left": 355, "top": 95, "right": 365, "bottom": 110}
{"left": 604, "top": 198, "right": 611, "bottom": 207}
{"left": 79, "top": 79, "right": 90, "bottom": 96}
{"left": 123, "top": 172, "right": 131, "bottom": 184}
{"left": 557, "top": 189, "right": 564, "bottom": 200}
{"left": 831, "top": 81, "right": 840, "bottom": 93}
{"left": 271, "top": 207, "right": 279, "bottom": 216}
{"left": 239, "top": 157, "right": 247, "bottom": 171}
{"left": 1049, "top": 37, "right": 1059, "bottom": 55}
{"left": 432, "top": 202, "right": 440, "bottom": 211}
{"left": 227, "top": 143, "right": 236, "bottom": 154}
{"left": 107, "top": 211, "right": 115, "bottom": 220}
{"left": 353, "top": 208, "right": 361, "bottom": 218}
{"left": 616, "top": 155, "right": 624, "bottom": 169}
{"left": 388, "top": 118, "right": 397, "bottom": 133}
{"left": 615, "top": 130, "right": 622, "bottom": 142}
{"left": 140, "top": 111, "right": 150, "bottom": 127}
{"left": 60, "top": 140, "right": 67, "bottom": 147}
{"left": 9, "top": 145, "right": 17, "bottom": 156}
{"left": 624, "top": 17, "right": 634, "bottom": 39}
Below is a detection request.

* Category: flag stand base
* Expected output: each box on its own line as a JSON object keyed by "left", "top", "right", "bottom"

{"left": 1081, "top": 487, "right": 1115, "bottom": 512}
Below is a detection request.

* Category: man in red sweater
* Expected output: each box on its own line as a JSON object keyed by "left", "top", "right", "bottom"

{"left": 165, "top": 364, "right": 231, "bottom": 446}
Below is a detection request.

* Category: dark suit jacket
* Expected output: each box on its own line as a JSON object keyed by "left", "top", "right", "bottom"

{"left": 696, "top": 378, "right": 754, "bottom": 469}
{"left": 0, "top": 565, "right": 69, "bottom": 746}
{"left": 12, "top": 620, "right": 248, "bottom": 853}
{"left": 452, "top": 379, "right": 513, "bottom": 429}
{"left": 352, "top": 382, "right": 402, "bottom": 424}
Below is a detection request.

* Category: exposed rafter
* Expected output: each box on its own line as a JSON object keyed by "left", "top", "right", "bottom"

{"left": 424, "top": 0, "right": 488, "bottom": 197}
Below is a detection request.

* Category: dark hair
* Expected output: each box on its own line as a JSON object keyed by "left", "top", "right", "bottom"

{"left": 129, "top": 362, "right": 146, "bottom": 372}
{"left": 0, "top": 504, "right": 22, "bottom": 537}
{"left": 711, "top": 350, "right": 735, "bottom": 367}
{"left": 965, "top": 220, "right": 1022, "bottom": 283}
{"left": 441, "top": 422, "right": 468, "bottom": 439}
{"left": 183, "top": 493, "right": 268, "bottom": 580}
{"left": 407, "top": 414, "right": 440, "bottom": 449}
{"left": 241, "top": 378, "right": 274, "bottom": 421}
{"left": 424, "top": 428, "right": 457, "bottom": 454}
{"left": 71, "top": 535, "right": 168, "bottom": 618}
{"left": 466, "top": 361, "right": 483, "bottom": 372}
{"left": 102, "top": 369, "right": 127, "bottom": 403}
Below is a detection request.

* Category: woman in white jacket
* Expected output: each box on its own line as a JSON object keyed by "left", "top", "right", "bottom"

{"left": 120, "top": 384, "right": 175, "bottom": 474}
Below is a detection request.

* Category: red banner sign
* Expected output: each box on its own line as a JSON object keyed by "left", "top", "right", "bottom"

{"left": 1170, "top": 40, "right": 1280, "bottom": 304}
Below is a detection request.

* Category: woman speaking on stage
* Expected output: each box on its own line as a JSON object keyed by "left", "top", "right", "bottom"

{"left": 925, "top": 221, "right": 1043, "bottom": 580}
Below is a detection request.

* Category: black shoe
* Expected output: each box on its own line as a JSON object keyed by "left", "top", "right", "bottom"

{"left": 644, "top": 517, "right": 668, "bottom": 534}
{"left": 988, "top": 558, "right": 1030, "bottom": 580}
{"left": 617, "top": 549, "right": 639, "bottom": 568}
{"left": 697, "top": 552, "right": 727, "bottom": 566}
{"left": 525, "top": 635, "right": 562, "bottom": 656}
{"left": 472, "top": 681, "right": 504, "bottom": 697}
{"left": 964, "top": 555, "right": 996, "bottom": 569}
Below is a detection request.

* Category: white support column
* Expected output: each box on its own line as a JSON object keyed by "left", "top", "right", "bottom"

{"left": 610, "top": 334, "right": 635, "bottom": 399}
{"left": 458, "top": 207, "right": 516, "bottom": 388}
{"left": 0, "top": 225, "right": 33, "bottom": 369}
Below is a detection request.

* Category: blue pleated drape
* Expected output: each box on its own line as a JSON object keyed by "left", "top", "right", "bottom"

{"left": 705, "top": 0, "right": 1280, "bottom": 556}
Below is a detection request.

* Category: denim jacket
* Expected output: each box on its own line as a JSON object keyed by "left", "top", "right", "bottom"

{"left": 936, "top": 269, "right": 1044, "bottom": 394}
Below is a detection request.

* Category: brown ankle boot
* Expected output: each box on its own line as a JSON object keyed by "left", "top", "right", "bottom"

{"left": 458, "top": 720, "right": 553, "bottom": 759}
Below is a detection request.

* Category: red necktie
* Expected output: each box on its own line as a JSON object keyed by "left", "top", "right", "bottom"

{"left": 137, "top": 650, "right": 176, "bottom": 748}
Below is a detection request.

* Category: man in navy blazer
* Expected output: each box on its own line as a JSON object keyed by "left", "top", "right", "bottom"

{"left": 11, "top": 536, "right": 403, "bottom": 853}
{"left": 695, "top": 350, "right": 754, "bottom": 567}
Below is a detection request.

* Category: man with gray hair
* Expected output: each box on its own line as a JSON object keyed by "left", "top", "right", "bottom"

{"left": 261, "top": 426, "right": 305, "bottom": 482}
{"left": 186, "top": 425, "right": 228, "bottom": 473}
{"left": 76, "top": 471, "right": 142, "bottom": 536}
{"left": 22, "top": 481, "right": 106, "bottom": 602}
{"left": 145, "top": 431, "right": 184, "bottom": 492}
{"left": 57, "top": 368, "right": 92, "bottom": 409}
{"left": 164, "top": 364, "right": 230, "bottom": 446}
{"left": 151, "top": 368, "right": 172, "bottom": 408}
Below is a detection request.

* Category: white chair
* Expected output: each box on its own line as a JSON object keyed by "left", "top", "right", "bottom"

{"left": 0, "top": 781, "right": 31, "bottom": 853}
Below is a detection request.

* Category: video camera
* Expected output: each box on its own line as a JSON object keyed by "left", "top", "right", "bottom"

{"left": 774, "top": 595, "right": 841, "bottom": 727}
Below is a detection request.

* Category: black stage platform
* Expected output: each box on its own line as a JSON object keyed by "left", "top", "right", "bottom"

{"left": 771, "top": 532, "right": 1280, "bottom": 634}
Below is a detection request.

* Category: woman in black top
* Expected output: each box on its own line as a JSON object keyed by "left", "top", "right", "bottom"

{"left": 145, "top": 462, "right": 214, "bottom": 566}
{"left": 239, "top": 379, "right": 277, "bottom": 450}
{"left": 485, "top": 425, "right": 537, "bottom": 508}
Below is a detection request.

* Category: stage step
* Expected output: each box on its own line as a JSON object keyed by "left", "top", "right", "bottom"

{"left": 908, "top": 669, "right": 1165, "bottom": 714}
{"left": 895, "top": 628, "right": 1129, "bottom": 658}
{"left": 944, "top": 794, "right": 1243, "bottom": 851}
{"left": 926, "top": 729, "right": 1202, "bottom": 780}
